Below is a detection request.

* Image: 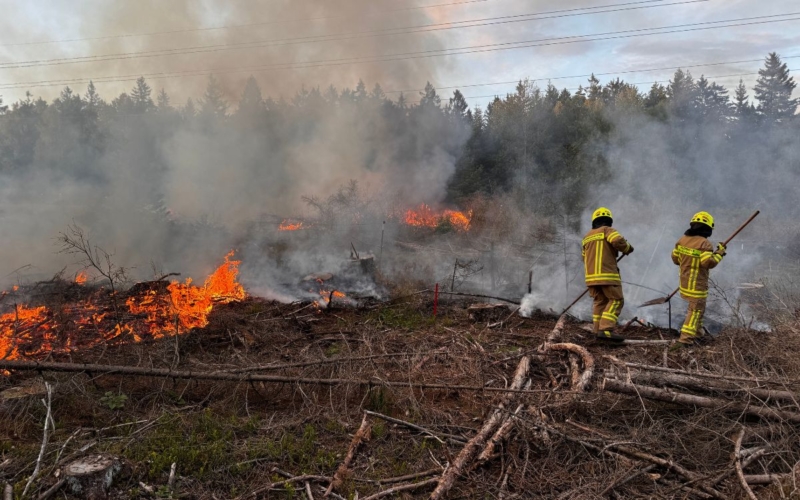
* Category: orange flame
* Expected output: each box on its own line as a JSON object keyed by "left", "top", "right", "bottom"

{"left": 1, "top": 252, "right": 246, "bottom": 361}
{"left": 279, "top": 220, "right": 305, "bottom": 231}
{"left": 0, "top": 305, "right": 50, "bottom": 360}
{"left": 402, "top": 204, "right": 472, "bottom": 232}
{"left": 75, "top": 272, "right": 88, "bottom": 285}
{"left": 128, "top": 250, "right": 246, "bottom": 336}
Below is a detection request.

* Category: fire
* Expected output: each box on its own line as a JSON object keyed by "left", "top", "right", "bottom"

{"left": 1, "top": 251, "right": 246, "bottom": 361}
{"left": 75, "top": 271, "right": 88, "bottom": 285}
{"left": 279, "top": 220, "right": 305, "bottom": 231}
{"left": 402, "top": 204, "right": 472, "bottom": 232}
{"left": 0, "top": 305, "right": 50, "bottom": 360}
{"left": 127, "top": 250, "right": 246, "bottom": 336}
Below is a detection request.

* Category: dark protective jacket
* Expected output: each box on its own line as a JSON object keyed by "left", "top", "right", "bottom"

{"left": 582, "top": 226, "right": 632, "bottom": 286}
{"left": 671, "top": 235, "right": 724, "bottom": 299}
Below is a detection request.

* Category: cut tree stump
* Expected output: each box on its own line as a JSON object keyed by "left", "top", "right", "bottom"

{"left": 63, "top": 455, "right": 129, "bottom": 500}
{"left": 467, "top": 304, "right": 509, "bottom": 323}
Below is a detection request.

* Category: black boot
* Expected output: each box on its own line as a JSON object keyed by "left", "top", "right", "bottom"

{"left": 596, "top": 330, "right": 625, "bottom": 342}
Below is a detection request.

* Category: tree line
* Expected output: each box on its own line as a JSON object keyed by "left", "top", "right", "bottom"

{"left": 0, "top": 52, "right": 796, "bottom": 223}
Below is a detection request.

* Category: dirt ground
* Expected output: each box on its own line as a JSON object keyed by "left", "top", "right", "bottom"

{"left": 2, "top": 287, "right": 800, "bottom": 499}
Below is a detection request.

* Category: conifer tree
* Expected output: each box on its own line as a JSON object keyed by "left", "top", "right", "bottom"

{"left": 448, "top": 90, "right": 469, "bottom": 120}
{"left": 419, "top": 82, "right": 441, "bottom": 108}
{"left": 85, "top": 81, "right": 101, "bottom": 109}
{"left": 200, "top": 75, "right": 228, "bottom": 118}
{"left": 130, "top": 77, "right": 154, "bottom": 112}
{"left": 238, "top": 76, "right": 263, "bottom": 113}
{"left": 733, "top": 79, "right": 755, "bottom": 119}
{"left": 157, "top": 89, "right": 171, "bottom": 110}
{"left": 754, "top": 52, "right": 798, "bottom": 122}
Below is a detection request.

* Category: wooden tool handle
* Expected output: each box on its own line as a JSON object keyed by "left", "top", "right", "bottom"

{"left": 722, "top": 211, "right": 760, "bottom": 247}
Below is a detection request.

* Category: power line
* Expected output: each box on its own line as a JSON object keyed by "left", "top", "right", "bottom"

{"left": 3, "top": 51, "right": 794, "bottom": 96}
{"left": 0, "top": 0, "right": 511, "bottom": 47}
{"left": 0, "top": 0, "right": 701, "bottom": 70}
{"left": 0, "top": 11, "right": 794, "bottom": 91}
{"left": 385, "top": 55, "right": 800, "bottom": 95}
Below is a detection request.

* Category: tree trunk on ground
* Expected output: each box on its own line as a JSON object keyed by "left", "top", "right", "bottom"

{"left": 602, "top": 379, "right": 800, "bottom": 423}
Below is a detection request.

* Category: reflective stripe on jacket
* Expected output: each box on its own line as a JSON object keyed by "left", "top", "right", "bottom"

{"left": 671, "top": 235, "right": 723, "bottom": 299}
{"left": 582, "top": 226, "right": 632, "bottom": 286}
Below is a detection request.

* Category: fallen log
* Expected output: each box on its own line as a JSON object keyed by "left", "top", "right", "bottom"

{"left": 0, "top": 360, "right": 553, "bottom": 395}
{"left": 429, "top": 353, "right": 533, "bottom": 500}
{"left": 602, "top": 378, "right": 800, "bottom": 423}
{"left": 325, "top": 414, "right": 371, "bottom": 497}
{"left": 743, "top": 474, "right": 789, "bottom": 485}
{"left": 436, "top": 291, "right": 521, "bottom": 305}
{"left": 613, "top": 370, "right": 799, "bottom": 404}
{"left": 606, "top": 359, "right": 784, "bottom": 385}
{"left": 223, "top": 353, "right": 414, "bottom": 374}
{"left": 619, "top": 339, "right": 672, "bottom": 346}
{"left": 733, "top": 428, "right": 758, "bottom": 500}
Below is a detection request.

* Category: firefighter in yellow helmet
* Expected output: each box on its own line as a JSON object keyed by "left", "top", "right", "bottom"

{"left": 582, "top": 207, "right": 634, "bottom": 341}
{"left": 671, "top": 211, "right": 726, "bottom": 346}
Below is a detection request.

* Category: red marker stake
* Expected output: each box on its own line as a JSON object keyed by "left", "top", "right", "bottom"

{"left": 433, "top": 283, "right": 439, "bottom": 318}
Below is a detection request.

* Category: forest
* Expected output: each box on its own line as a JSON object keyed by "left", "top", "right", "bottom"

{"left": 0, "top": 52, "right": 796, "bottom": 225}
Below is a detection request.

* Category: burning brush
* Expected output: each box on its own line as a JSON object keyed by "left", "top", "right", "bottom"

{"left": 401, "top": 203, "right": 472, "bottom": 232}
{"left": 1, "top": 251, "right": 246, "bottom": 361}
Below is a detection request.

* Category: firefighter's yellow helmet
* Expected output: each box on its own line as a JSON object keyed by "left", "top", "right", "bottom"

{"left": 691, "top": 211, "right": 715, "bottom": 229}
{"left": 592, "top": 207, "right": 613, "bottom": 221}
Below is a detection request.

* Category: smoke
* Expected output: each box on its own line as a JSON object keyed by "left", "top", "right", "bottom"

{"left": 0, "top": 0, "right": 474, "bottom": 293}
{"left": 0, "top": 0, "right": 453, "bottom": 103}
{"left": 519, "top": 107, "right": 800, "bottom": 329}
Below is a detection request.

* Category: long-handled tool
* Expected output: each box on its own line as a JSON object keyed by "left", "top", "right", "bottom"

{"left": 638, "top": 210, "right": 760, "bottom": 307}
{"left": 560, "top": 255, "right": 625, "bottom": 316}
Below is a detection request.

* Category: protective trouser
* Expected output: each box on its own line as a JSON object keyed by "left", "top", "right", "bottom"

{"left": 588, "top": 285, "right": 624, "bottom": 333}
{"left": 679, "top": 297, "right": 706, "bottom": 344}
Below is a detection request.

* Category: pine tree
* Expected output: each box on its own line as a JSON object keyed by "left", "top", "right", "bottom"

{"left": 370, "top": 83, "right": 386, "bottom": 102}
{"left": 200, "top": 75, "right": 228, "bottom": 118}
{"left": 0, "top": 96, "right": 6, "bottom": 114}
{"left": 448, "top": 90, "right": 469, "bottom": 120}
{"left": 754, "top": 52, "right": 798, "bottom": 122}
{"left": 396, "top": 92, "right": 407, "bottom": 109}
{"left": 667, "top": 69, "right": 699, "bottom": 119}
{"left": 183, "top": 98, "right": 196, "bottom": 118}
{"left": 130, "top": 77, "right": 154, "bottom": 112}
{"left": 644, "top": 82, "right": 667, "bottom": 109}
{"left": 324, "top": 85, "right": 338, "bottom": 104}
{"left": 587, "top": 74, "right": 602, "bottom": 101}
{"left": 157, "top": 89, "right": 171, "bottom": 110}
{"left": 733, "top": 79, "right": 755, "bottom": 119}
{"left": 419, "top": 82, "right": 440, "bottom": 108}
{"left": 238, "top": 76, "right": 263, "bottom": 113}
{"left": 85, "top": 81, "right": 101, "bottom": 109}
{"left": 354, "top": 79, "right": 368, "bottom": 102}
{"left": 697, "top": 76, "right": 731, "bottom": 121}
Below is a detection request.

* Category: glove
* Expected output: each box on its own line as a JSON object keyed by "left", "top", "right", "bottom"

{"left": 624, "top": 245, "right": 634, "bottom": 256}
{"left": 716, "top": 242, "right": 726, "bottom": 256}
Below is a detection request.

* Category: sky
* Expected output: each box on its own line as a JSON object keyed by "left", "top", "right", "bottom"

{"left": 0, "top": 0, "right": 798, "bottom": 108}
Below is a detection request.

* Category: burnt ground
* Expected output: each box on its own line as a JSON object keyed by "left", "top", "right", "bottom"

{"left": 2, "top": 288, "right": 800, "bottom": 499}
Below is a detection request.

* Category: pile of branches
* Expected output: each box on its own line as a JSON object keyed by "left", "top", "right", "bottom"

{"left": 3, "top": 292, "right": 800, "bottom": 499}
